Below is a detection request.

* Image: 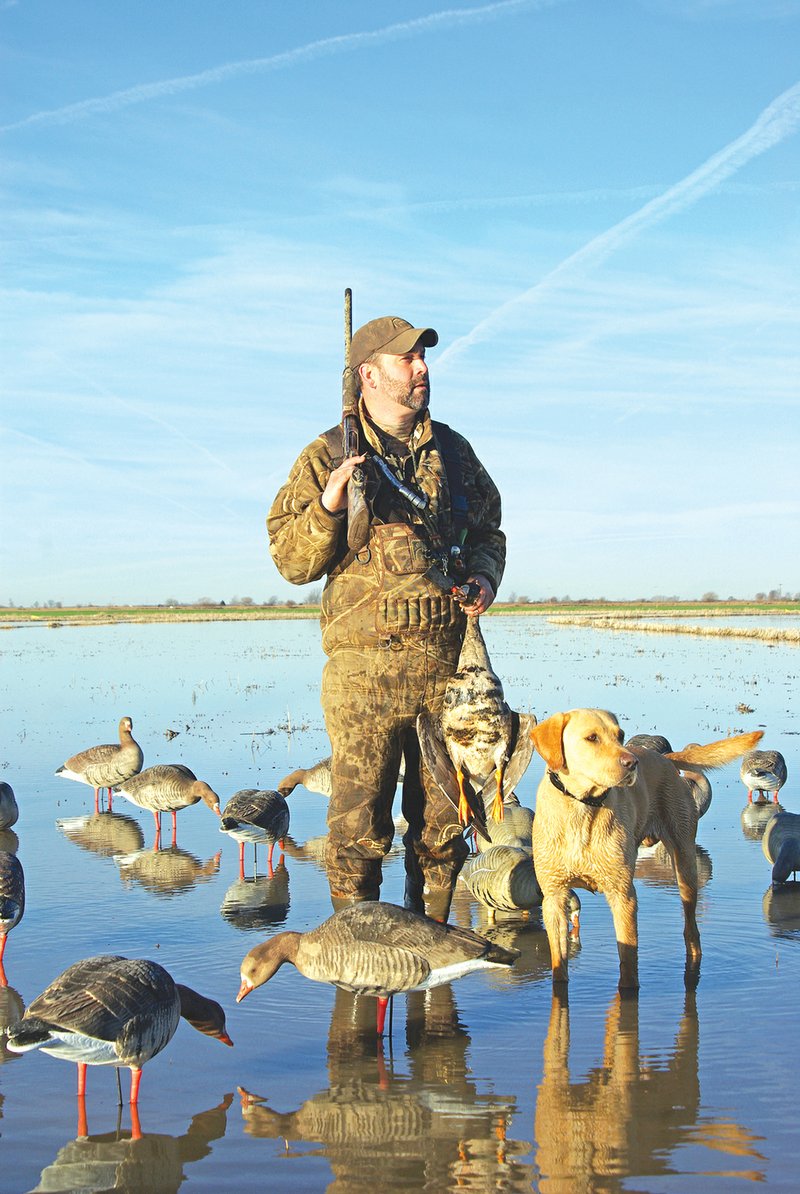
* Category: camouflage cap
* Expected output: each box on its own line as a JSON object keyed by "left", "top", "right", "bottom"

{"left": 350, "top": 316, "right": 438, "bottom": 371}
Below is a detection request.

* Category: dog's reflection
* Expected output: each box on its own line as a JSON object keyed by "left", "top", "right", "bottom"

{"left": 27, "top": 1093, "right": 232, "bottom": 1193}
{"left": 240, "top": 986, "right": 532, "bottom": 1189}
{"left": 534, "top": 989, "right": 765, "bottom": 1189}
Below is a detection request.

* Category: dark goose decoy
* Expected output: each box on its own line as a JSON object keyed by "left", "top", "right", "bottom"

{"left": 56, "top": 717, "right": 144, "bottom": 814}
{"left": 0, "top": 851, "right": 24, "bottom": 986}
{"left": 237, "top": 901, "right": 519, "bottom": 1034}
{"left": 741, "top": 749, "right": 787, "bottom": 804}
{"left": 625, "top": 734, "right": 673, "bottom": 754}
{"left": 626, "top": 736, "right": 712, "bottom": 820}
{"left": 762, "top": 811, "right": 800, "bottom": 884}
{"left": 114, "top": 764, "right": 221, "bottom": 846}
{"left": 460, "top": 844, "right": 581, "bottom": 930}
{"left": 417, "top": 617, "right": 537, "bottom": 840}
{"left": 0, "top": 782, "right": 19, "bottom": 831}
{"left": 6, "top": 955, "right": 233, "bottom": 1106}
{"left": 219, "top": 789, "right": 289, "bottom": 875}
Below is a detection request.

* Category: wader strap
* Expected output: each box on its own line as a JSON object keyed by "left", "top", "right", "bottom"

{"left": 432, "top": 421, "right": 468, "bottom": 541}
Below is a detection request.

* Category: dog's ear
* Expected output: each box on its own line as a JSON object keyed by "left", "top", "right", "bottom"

{"left": 530, "top": 713, "right": 568, "bottom": 771}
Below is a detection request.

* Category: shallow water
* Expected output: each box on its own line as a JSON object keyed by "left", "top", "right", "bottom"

{"left": 0, "top": 615, "right": 798, "bottom": 1192}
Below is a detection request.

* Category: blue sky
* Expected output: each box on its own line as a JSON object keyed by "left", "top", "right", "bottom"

{"left": 2, "top": 0, "right": 799, "bottom": 606}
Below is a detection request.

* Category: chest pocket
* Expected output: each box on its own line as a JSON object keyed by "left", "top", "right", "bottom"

{"left": 373, "top": 523, "right": 430, "bottom": 576}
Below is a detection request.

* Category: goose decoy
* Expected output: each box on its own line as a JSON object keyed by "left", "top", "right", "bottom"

{"left": 762, "top": 811, "right": 800, "bottom": 884}
{"left": 478, "top": 791, "right": 534, "bottom": 855}
{"left": 219, "top": 789, "right": 289, "bottom": 876}
{"left": 237, "top": 901, "right": 519, "bottom": 1034}
{"left": 114, "top": 764, "right": 221, "bottom": 846}
{"left": 6, "top": 955, "right": 233, "bottom": 1106}
{"left": 460, "top": 845, "right": 581, "bottom": 931}
{"left": 56, "top": 717, "right": 144, "bottom": 813}
{"left": 0, "top": 851, "right": 24, "bottom": 986}
{"left": 625, "top": 734, "right": 673, "bottom": 754}
{"left": 417, "top": 617, "right": 537, "bottom": 839}
{"left": 0, "top": 782, "right": 19, "bottom": 831}
{"left": 278, "top": 757, "right": 333, "bottom": 798}
{"left": 626, "top": 737, "right": 711, "bottom": 819}
{"left": 741, "top": 749, "right": 787, "bottom": 804}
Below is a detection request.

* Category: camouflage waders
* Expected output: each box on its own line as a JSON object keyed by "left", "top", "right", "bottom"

{"left": 321, "top": 639, "right": 469, "bottom": 905}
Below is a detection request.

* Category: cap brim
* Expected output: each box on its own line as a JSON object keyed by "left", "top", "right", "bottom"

{"left": 377, "top": 326, "right": 438, "bottom": 356}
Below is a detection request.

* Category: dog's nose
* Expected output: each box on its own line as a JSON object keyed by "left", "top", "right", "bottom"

{"left": 620, "top": 751, "right": 638, "bottom": 772}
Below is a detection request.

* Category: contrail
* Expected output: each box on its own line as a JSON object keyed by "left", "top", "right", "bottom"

{"left": 2, "top": 0, "right": 567, "bottom": 133}
{"left": 438, "top": 78, "right": 800, "bottom": 366}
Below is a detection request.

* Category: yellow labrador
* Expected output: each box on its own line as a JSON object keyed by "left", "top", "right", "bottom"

{"left": 530, "top": 709, "right": 762, "bottom": 989}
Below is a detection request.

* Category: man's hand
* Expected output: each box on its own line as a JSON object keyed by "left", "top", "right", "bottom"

{"left": 456, "top": 573, "right": 495, "bottom": 616}
{"left": 321, "top": 454, "right": 367, "bottom": 513}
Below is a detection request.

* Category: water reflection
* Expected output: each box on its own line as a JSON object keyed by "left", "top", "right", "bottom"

{"left": 534, "top": 990, "right": 765, "bottom": 1189}
{"left": 220, "top": 862, "right": 290, "bottom": 931}
{"left": 635, "top": 842, "right": 713, "bottom": 890}
{"left": 56, "top": 811, "right": 145, "bottom": 859}
{"left": 0, "top": 983, "right": 24, "bottom": 1064}
{"left": 762, "top": 881, "right": 800, "bottom": 936}
{"left": 26, "top": 1092, "right": 233, "bottom": 1193}
{"left": 114, "top": 845, "right": 221, "bottom": 897}
{"left": 741, "top": 800, "right": 782, "bottom": 842}
{"left": 240, "top": 986, "right": 531, "bottom": 1190}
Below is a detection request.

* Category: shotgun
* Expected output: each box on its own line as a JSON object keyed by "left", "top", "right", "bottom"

{"left": 342, "top": 288, "right": 370, "bottom": 551}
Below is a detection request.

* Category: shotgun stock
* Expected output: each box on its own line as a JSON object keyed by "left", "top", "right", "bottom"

{"left": 342, "top": 288, "right": 370, "bottom": 551}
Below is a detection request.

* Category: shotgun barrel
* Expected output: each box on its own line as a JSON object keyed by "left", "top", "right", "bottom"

{"left": 342, "top": 288, "right": 370, "bottom": 551}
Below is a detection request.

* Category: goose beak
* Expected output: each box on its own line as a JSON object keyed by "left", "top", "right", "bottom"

{"left": 236, "top": 979, "right": 253, "bottom": 1003}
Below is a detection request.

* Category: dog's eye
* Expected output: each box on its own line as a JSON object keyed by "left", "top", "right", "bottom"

{"left": 586, "top": 733, "right": 599, "bottom": 743}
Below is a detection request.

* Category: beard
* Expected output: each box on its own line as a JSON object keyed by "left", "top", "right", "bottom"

{"left": 377, "top": 367, "right": 430, "bottom": 412}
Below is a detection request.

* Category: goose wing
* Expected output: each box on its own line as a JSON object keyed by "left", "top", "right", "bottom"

{"left": 474, "top": 711, "right": 537, "bottom": 806}
{"left": 416, "top": 713, "right": 490, "bottom": 843}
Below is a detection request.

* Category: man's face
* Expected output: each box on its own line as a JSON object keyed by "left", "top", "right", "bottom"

{"left": 372, "top": 342, "right": 430, "bottom": 413}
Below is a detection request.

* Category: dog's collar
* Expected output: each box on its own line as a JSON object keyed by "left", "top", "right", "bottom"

{"left": 547, "top": 770, "right": 610, "bottom": 807}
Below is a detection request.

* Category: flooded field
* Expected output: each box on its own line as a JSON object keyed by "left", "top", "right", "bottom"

{"left": 1, "top": 614, "right": 798, "bottom": 1192}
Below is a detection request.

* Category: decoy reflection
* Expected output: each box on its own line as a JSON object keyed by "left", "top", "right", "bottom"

{"left": 27, "top": 1092, "right": 233, "bottom": 1193}
{"left": 57, "top": 811, "right": 145, "bottom": 859}
{"left": 220, "top": 862, "right": 290, "bottom": 931}
{"left": 239, "top": 986, "right": 531, "bottom": 1190}
{"left": 114, "top": 845, "right": 221, "bottom": 897}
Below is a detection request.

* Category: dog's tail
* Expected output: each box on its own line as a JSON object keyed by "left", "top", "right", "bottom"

{"left": 666, "top": 730, "right": 763, "bottom": 772}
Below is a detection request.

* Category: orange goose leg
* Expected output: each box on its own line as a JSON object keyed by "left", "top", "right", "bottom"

{"left": 376, "top": 995, "right": 390, "bottom": 1036}
{"left": 456, "top": 769, "right": 471, "bottom": 826}
{"left": 491, "top": 766, "right": 505, "bottom": 822}
{"left": 171, "top": 810, "right": 178, "bottom": 847}
{"left": 129, "top": 1066, "right": 142, "bottom": 1105}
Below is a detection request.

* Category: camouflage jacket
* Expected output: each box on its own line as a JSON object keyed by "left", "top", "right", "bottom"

{"left": 268, "top": 403, "right": 505, "bottom": 654}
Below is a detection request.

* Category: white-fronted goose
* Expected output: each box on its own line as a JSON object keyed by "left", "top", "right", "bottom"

{"left": 114, "top": 764, "right": 221, "bottom": 846}
{"left": 6, "top": 955, "right": 232, "bottom": 1109}
{"left": 417, "top": 617, "right": 537, "bottom": 839}
{"left": 0, "top": 782, "right": 19, "bottom": 832}
{"left": 237, "top": 901, "right": 519, "bottom": 1034}
{"left": 741, "top": 749, "right": 787, "bottom": 804}
{"left": 0, "top": 851, "right": 24, "bottom": 986}
{"left": 219, "top": 789, "right": 289, "bottom": 875}
{"left": 56, "top": 717, "right": 144, "bottom": 813}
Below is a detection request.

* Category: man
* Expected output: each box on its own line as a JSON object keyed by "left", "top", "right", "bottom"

{"left": 268, "top": 314, "right": 505, "bottom": 921}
